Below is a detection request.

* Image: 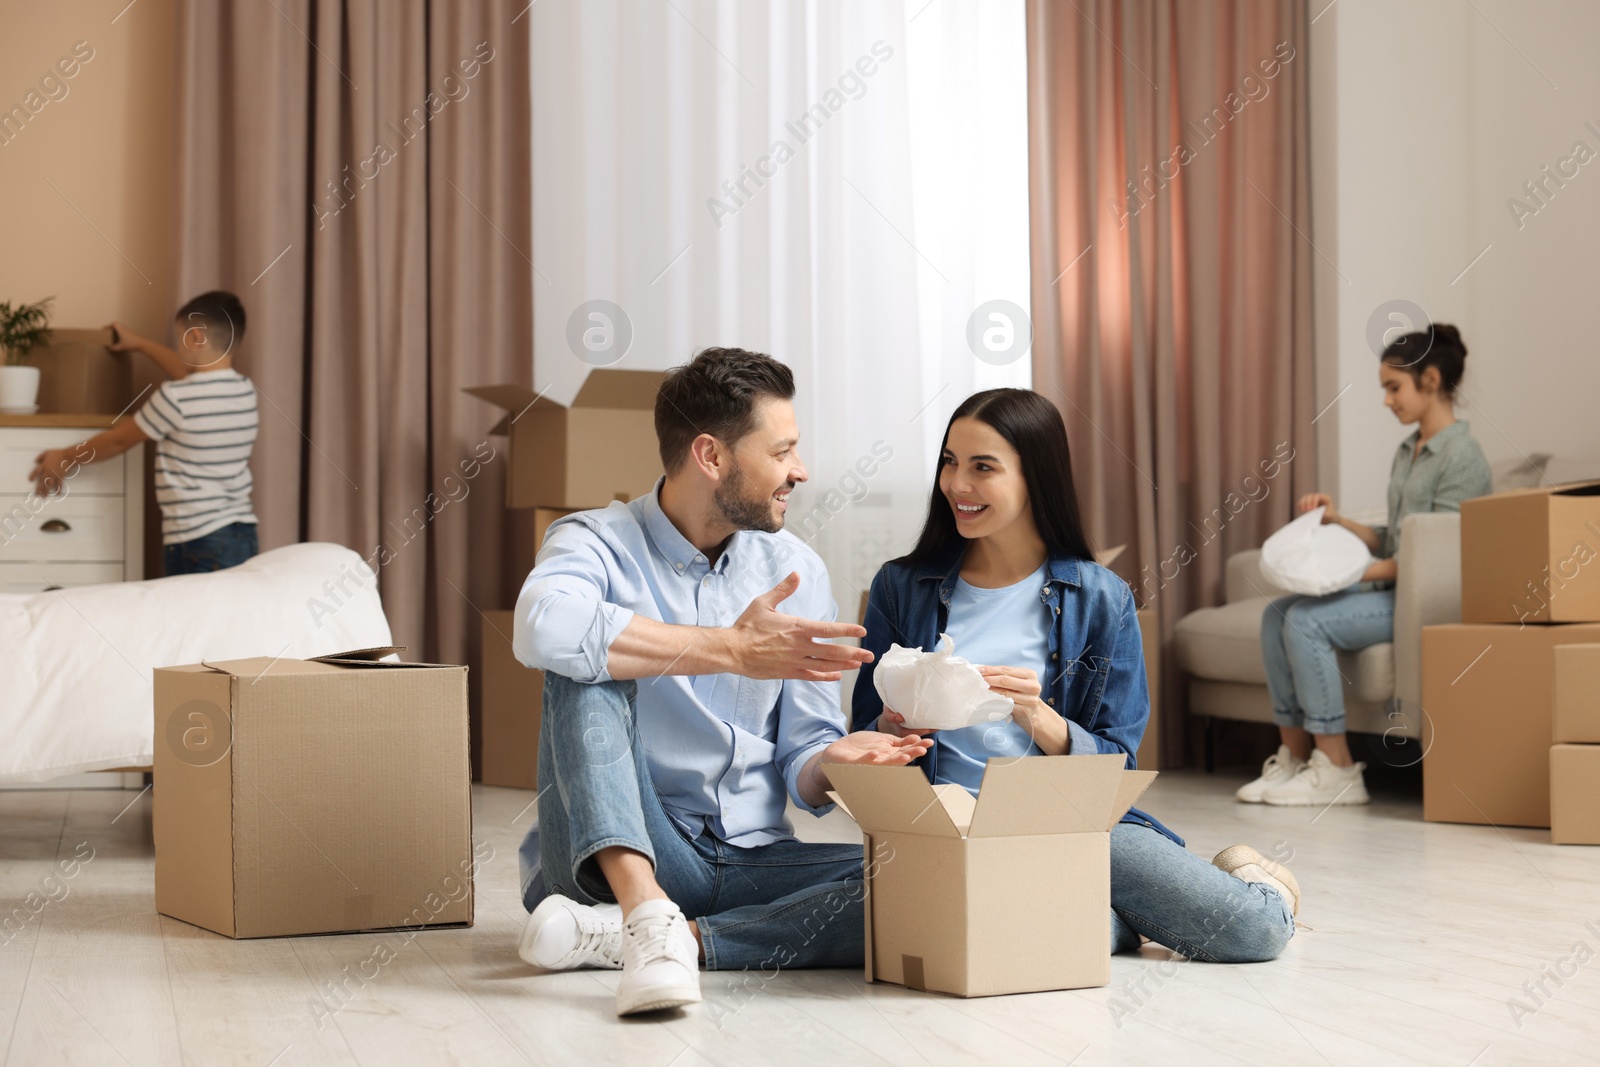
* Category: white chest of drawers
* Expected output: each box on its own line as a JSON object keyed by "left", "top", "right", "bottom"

{"left": 0, "top": 416, "right": 145, "bottom": 593}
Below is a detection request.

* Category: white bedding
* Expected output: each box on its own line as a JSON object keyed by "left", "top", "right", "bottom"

{"left": 1, "top": 542, "right": 393, "bottom": 783}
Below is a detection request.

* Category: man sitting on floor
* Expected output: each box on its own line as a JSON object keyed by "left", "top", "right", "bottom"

{"left": 513, "top": 346, "right": 930, "bottom": 1016}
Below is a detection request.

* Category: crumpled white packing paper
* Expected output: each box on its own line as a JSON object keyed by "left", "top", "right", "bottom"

{"left": 873, "top": 633, "right": 1015, "bottom": 731}
{"left": 1259, "top": 505, "right": 1373, "bottom": 597}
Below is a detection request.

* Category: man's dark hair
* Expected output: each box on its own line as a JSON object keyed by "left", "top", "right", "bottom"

{"left": 175, "top": 290, "right": 247, "bottom": 349}
{"left": 654, "top": 347, "right": 795, "bottom": 473}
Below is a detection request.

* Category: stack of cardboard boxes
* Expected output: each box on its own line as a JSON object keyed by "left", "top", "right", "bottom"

{"left": 1422, "top": 481, "right": 1600, "bottom": 837}
{"left": 465, "top": 371, "right": 665, "bottom": 790}
{"left": 1551, "top": 645, "right": 1600, "bottom": 844}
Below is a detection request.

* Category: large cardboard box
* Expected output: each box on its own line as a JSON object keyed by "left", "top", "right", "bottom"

{"left": 1422, "top": 623, "right": 1600, "bottom": 828}
{"left": 1550, "top": 744, "right": 1600, "bottom": 844}
{"left": 1554, "top": 644, "right": 1600, "bottom": 744}
{"left": 476, "top": 508, "right": 575, "bottom": 789}
{"left": 824, "top": 755, "right": 1155, "bottom": 997}
{"left": 19, "top": 328, "right": 133, "bottom": 415}
{"left": 153, "top": 647, "right": 474, "bottom": 939}
{"left": 481, "top": 610, "right": 542, "bottom": 790}
{"left": 464, "top": 370, "right": 664, "bottom": 509}
{"left": 1461, "top": 481, "right": 1600, "bottom": 624}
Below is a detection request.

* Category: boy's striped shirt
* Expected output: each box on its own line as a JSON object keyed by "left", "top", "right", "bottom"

{"left": 132, "top": 368, "right": 260, "bottom": 545}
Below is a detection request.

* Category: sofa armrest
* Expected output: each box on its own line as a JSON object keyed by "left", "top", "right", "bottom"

{"left": 1393, "top": 512, "right": 1462, "bottom": 710}
{"left": 1225, "top": 549, "right": 1292, "bottom": 604}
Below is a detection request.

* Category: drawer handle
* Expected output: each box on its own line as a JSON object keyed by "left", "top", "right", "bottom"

{"left": 40, "top": 519, "right": 72, "bottom": 533}
{"left": 43, "top": 584, "right": 62, "bottom": 592}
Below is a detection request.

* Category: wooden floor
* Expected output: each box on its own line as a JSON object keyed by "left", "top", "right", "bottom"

{"left": 2, "top": 769, "right": 1598, "bottom": 1066}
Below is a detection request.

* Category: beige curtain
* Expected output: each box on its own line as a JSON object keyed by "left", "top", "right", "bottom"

{"left": 1027, "top": 1, "right": 1316, "bottom": 766}
{"left": 172, "top": 1, "right": 535, "bottom": 673}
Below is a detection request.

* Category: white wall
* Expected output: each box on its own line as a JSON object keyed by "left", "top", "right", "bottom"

{"left": 1311, "top": 0, "right": 1600, "bottom": 521}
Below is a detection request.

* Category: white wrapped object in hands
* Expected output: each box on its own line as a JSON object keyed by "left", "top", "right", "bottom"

{"left": 1259, "top": 506, "right": 1373, "bottom": 597}
{"left": 873, "top": 633, "right": 1015, "bottom": 731}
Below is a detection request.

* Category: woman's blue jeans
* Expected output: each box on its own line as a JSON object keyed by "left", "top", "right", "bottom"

{"left": 520, "top": 672, "right": 1294, "bottom": 974}
{"left": 1260, "top": 588, "right": 1397, "bottom": 736}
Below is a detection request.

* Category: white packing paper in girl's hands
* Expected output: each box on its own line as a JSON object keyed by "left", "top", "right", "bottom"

{"left": 1259, "top": 506, "right": 1374, "bottom": 597}
{"left": 873, "top": 633, "right": 1016, "bottom": 731}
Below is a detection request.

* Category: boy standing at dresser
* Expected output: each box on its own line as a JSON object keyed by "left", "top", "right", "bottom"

{"left": 29, "top": 291, "right": 260, "bottom": 575}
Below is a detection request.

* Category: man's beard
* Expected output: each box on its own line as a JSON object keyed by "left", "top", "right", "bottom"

{"left": 715, "top": 462, "right": 787, "bottom": 534}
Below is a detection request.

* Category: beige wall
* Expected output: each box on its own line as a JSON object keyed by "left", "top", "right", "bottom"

{"left": 0, "top": 0, "right": 177, "bottom": 346}
{"left": 1311, "top": 0, "right": 1600, "bottom": 521}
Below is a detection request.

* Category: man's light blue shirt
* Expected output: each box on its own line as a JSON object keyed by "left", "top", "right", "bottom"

{"left": 513, "top": 480, "right": 845, "bottom": 847}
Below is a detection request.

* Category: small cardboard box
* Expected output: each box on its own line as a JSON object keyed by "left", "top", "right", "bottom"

{"left": 480, "top": 610, "right": 542, "bottom": 790}
{"left": 19, "top": 328, "right": 133, "bottom": 415}
{"left": 824, "top": 755, "right": 1156, "bottom": 997}
{"left": 1422, "top": 622, "right": 1600, "bottom": 828}
{"left": 153, "top": 647, "right": 474, "bottom": 939}
{"left": 1461, "top": 481, "right": 1600, "bottom": 624}
{"left": 464, "top": 370, "right": 664, "bottom": 509}
{"left": 1550, "top": 744, "right": 1600, "bottom": 844}
{"left": 1554, "top": 644, "right": 1600, "bottom": 744}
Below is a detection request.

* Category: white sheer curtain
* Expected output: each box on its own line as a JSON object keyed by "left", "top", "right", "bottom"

{"left": 529, "top": 0, "right": 1031, "bottom": 613}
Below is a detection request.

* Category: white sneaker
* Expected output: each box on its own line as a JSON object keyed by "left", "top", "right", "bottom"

{"left": 519, "top": 894, "right": 623, "bottom": 971}
{"left": 1213, "top": 844, "right": 1302, "bottom": 916}
{"left": 615, "top": 898, "right": 701, "bottom": 1016}
{"left": 1261, "top": 749, "right": 1369, "bottom": 807}
{"left": 1235, "top": 745, "right": 1307, "bottom": 803}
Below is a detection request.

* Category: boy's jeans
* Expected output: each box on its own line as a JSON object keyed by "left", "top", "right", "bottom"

{"left": 1260, "top": 588, "right": 1397, "bottom": 735}
{"left": 519, "top": 671, "right": 867, "bottom": 971}
{"left": 163, "top": 521, "right": 259, "bottom": 576}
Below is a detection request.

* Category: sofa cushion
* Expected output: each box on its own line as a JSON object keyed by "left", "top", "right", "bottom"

{"left": 1173, "top": 597, "right": 1394, "bottom": 704}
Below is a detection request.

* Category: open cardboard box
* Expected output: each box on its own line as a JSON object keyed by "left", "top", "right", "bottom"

{"left": 464, "top": 370, "right": 664, "bottom": 509}
{"left": 153, "top": 647, "right": 474, "bottom": 939}
{"left": 825, "top": 754, "right": 1155, "bottom": 997}
{"left": 17, "top": 328, "right": 133, "bottom": 415}
{"left": 1461, "top": 480, "right": 1600, "bottom": 624}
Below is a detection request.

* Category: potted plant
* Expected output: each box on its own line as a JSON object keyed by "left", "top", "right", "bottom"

{"left": 0, "top": 296, "right": 55, "bottom": 413}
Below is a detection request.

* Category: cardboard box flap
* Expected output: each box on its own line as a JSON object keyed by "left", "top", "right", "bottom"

{"left": 313, "top": 646, "right": 407, "bottom": 662}
{"left": 463, "top": 383, "right": 554, "bottom": 435}
{"left": 572, "top": 369, "right": 663, "bottom": 410}
{"left": 199, "top": 656, "right": 345, "bottom": 678}
{"left": 931, "top": 783, "right": 976, "bottom": 834}
{"left": 1108, "top": 770, "right": 1159, "bottom": 831}
{"left": 821, "top": 764, "right": 963, "bottom": 838}
{"left": 967, "top": 755, "right": 1127, "bottom": 838}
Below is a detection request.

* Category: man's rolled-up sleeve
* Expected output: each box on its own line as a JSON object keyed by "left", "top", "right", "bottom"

{"left": 513, "top": 521, "right": 634, "bottom": 684}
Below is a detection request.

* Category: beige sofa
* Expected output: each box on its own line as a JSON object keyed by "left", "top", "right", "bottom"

{"left": 1172, "top": 512, "right": 1464, "bottom": 757}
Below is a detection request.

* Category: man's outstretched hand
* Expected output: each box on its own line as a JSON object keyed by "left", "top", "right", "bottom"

{"left": 727, "top": 572, "right": 874, "bottom": 682}
{"left": 799, "top": 729, "right": 934, "bottom": 807}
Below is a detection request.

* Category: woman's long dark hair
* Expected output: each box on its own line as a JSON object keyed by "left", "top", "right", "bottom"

{"left": 897, "top": 388, "right": 1095, "bottom": 565}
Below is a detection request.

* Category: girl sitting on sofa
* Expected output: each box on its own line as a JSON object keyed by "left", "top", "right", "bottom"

{"left": 1243, "top": 324, "right": 1492, "bottom": 807}
{"left": 853, "top": 388, "right": 1296, "bottom": 963}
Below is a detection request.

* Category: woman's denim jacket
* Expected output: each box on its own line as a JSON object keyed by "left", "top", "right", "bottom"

{"left": 851, "top": 546, "right": 1182, "bottom": 845}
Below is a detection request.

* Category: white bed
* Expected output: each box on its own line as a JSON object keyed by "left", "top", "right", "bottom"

{"left": 0, "top": 542, "right": 393, "bottom": 783}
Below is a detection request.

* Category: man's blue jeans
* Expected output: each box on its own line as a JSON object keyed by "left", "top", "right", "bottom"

{"left": 520, "top": 673, "right": 1294, "bottom": 970}
{"left": 1261, "top": 588, "right": 1397, "bottom": 735}
{"left": 519, "top": 672, "right": 866, "bottom": 971}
